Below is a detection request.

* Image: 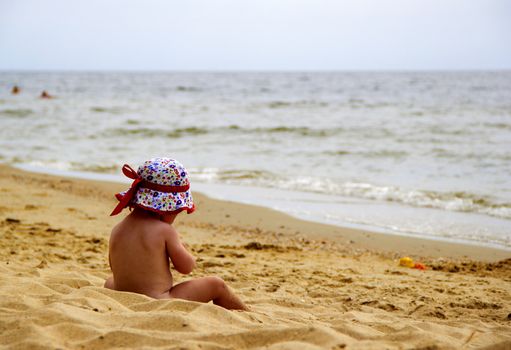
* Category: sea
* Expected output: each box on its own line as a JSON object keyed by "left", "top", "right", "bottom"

{"left": 1, "top": 71, "right": 510, "bottom": 250}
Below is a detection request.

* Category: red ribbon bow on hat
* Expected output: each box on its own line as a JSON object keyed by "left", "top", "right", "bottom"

{"left": 110, "top": 165, "right": 144, "bottom": 216}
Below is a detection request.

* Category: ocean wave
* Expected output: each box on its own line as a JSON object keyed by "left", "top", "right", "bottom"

{"left": 175, "top": 86, "right": 201, "bottom": 92}
{"left": 326, "top": 150, "right": 351, "bottom": 156}
{"left": 432, "top": 148, "right": 511, "bottom": 161}
{"left": 104, "top": 125, "right": 343, "bottom": 138}
{"left": 428, "top": 125, "right": 475, "bottom": 136}
{"left": 259, "top": 126, "right": 340, "bottom": 137}
{"left": 223, "top": 125, "right": 343, "bottom": 137}
{"left": 192, "top": 168, "right": 270, "bottom": 181}
{"left": 191, "top": 168, "right": 511, "bottom": 220}
{"left": 77, "top": 164, "right": 118, "bottom": 173}
{"left": 266, "top": 100, "right": 329, "bottom": 109}
{"left": 332, "top": 182, "right": 511, "bottom": 219}
{"left": 90, "top": 106, "right": 124, "bottom": 114}
{"left": 325, "top": 149, "right": 408, "bottom": 158}
{"left": 104, "top": 127, "right": 209, "bottom": 138}
{"left": 0, "top": 108, "right": 34, "bottom": 118}
{"left": 484, "top": 122, "right": 511, "bottom": 130}
{"left": 12, "top": 159, "right": 120, "bottom": 174}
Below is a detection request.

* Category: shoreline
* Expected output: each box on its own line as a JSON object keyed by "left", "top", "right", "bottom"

{"left": 12, "top": 163, "right": 511, "bottom": 252}
{"left": 4, "top": 163, "right": 510, "bottom": 262}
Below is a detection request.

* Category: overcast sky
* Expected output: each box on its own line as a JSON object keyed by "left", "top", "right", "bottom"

{"left": 0, "top": 0, "right": 510, "bottom": 71}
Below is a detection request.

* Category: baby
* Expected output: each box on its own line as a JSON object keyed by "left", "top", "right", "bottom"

{"left": 105, "top": 157, "right": 247, "bottom": 310}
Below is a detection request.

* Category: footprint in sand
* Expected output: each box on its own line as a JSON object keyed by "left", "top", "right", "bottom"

{"left": 265, "top": 284, "right": 280, "bottom": 292}
{"left": 5, "top": 218, "right": 21, "bottom": 223}
{"left": 66, "top": 207, "right": 97, "bottom": 220}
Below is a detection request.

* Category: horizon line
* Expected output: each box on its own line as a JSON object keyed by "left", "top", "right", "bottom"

{"left": 1, "top": 68, "right": 511, "bottom": 73}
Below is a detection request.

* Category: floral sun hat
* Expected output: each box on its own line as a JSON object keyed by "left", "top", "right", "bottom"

{"left": 110, "top": 157, "right": 195, "bottom": 216}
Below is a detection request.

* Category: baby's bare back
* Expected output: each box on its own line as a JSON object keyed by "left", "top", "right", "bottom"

{"left": 108, "top": 215, "right": 173, "bottom": 298}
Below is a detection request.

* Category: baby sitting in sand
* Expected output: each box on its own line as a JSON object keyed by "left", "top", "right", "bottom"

{"left": 105, "top": 157, "right": 247, "bottom": 310}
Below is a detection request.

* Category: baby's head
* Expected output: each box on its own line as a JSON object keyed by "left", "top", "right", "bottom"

{"left": 110, "top": 157, "right": 195, "bottom": 217}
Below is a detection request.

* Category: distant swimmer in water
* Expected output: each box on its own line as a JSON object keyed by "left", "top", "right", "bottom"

{"left": 11, "top": 85, "right": 20, "bottom": 95}
{"left": 40, "top": 90, "right": 53, "bottom": 99}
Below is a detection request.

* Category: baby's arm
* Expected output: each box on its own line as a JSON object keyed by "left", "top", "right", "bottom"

{"left": 164, "top": 226, "right": 196, "bottom": 274}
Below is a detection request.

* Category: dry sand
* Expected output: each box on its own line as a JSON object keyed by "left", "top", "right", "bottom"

{"left": 0, "top": 164, "right": 510, "bottom": 350}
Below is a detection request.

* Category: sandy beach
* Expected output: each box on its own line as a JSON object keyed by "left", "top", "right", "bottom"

{"left": 1, "top": 164, "right": 510, "bottom": 350}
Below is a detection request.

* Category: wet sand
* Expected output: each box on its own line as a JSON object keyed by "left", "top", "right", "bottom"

{"left": 1, "top": 164, "right": 510, "bottom": 349}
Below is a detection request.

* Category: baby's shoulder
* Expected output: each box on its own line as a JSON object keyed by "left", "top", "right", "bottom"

{"left": 139, "top": 218, "right": 174, "bottom": 238}
{"left": 159, "top": 223, "right": 178, "bottom": 240}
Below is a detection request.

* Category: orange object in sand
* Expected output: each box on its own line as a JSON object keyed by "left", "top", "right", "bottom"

{"left": 399, "top": 257, "right": 427, "bottom": 270}
{"left": 413, "top": 263, "right": 427, "bottom": 270}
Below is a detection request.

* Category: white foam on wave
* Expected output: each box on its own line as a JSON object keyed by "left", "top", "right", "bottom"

{"left": 190, "top": 168, "right": 511, "bottom": 220}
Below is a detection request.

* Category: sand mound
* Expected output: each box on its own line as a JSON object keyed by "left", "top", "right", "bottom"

{"left": 2, "top": 261, "right": 510, "bottom": 350}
